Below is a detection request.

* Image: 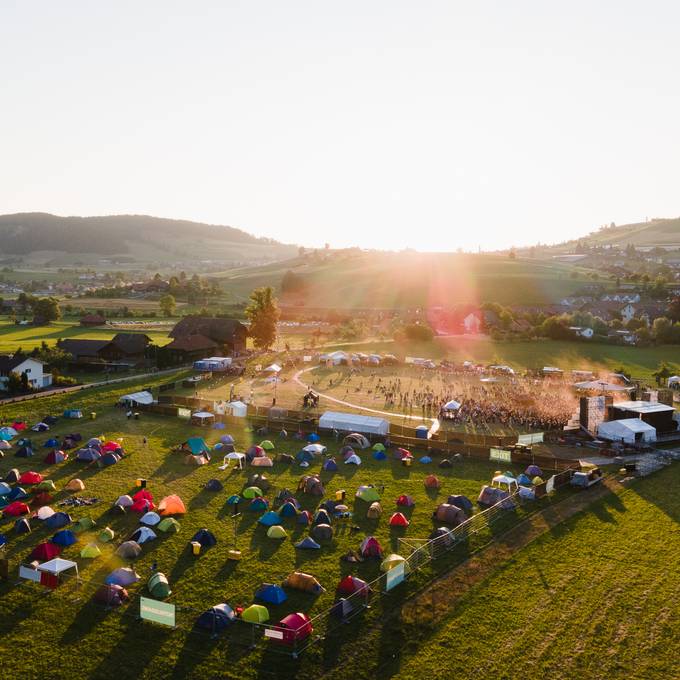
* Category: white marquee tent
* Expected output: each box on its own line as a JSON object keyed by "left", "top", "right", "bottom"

{"left": 319, "top": 411, "right": 389, "bottom": 436}
{"left": 597, "top": 418, "right": 656, "bottom": 444}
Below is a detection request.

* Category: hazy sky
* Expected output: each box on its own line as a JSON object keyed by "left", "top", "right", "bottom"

{"left": 2, "top": 1, "right": 679, "bottom": 251}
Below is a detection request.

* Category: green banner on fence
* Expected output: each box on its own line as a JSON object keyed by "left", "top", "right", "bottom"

{"left": 140, "top": 596, "right": 176, "bottom": 627}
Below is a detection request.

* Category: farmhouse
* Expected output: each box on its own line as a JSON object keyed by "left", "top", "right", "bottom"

{"left": 0, "top": 355, "right": 52, "bottom": 391}
{"left": 169, "top": 316, "right": 247, "bottom": 355}
{"left": 59, "top": 333, "right": 153, "bottom": 370}
{"left": 162, "top": 334, "right": 219, "bottom": 365}
{"left": 80, "top": 313, "right": 107, "bottom": 327}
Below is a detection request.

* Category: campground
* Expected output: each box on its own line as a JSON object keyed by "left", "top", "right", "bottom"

{"left": 0, "top": 374, "right": 595, "bottom": 679}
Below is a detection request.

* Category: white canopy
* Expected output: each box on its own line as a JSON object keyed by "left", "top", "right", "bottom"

{"left": 442, "top": 400, "right": 461, "bottom": 411}
{"left": 573, "top": 380, "right": 633, "bottom": 392}
{"left": 228, "top": 401, "right": 247, "bottom": 417}
{"left": 264, "top": 363, "right": 282, "bottom": 373}
{"left": 119, "top": 391, "right": 154, "bottom": 405}
{"left": 37, "top": 558, "right": 79, "bottom": 575}
{"left": 668, "top": 376, "right": 680, "bottom": 386}
{"left": 219, "top": 452, "right": 245, "bottom": 470}
{"left": 319, "top": 411, "right": 389, "bottom": 436}
{"left": 192, "top": 411, "right": 214, "bottom": 419}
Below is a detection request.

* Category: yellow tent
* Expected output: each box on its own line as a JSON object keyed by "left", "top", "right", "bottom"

{"left": 242, "top": 604, "right": 269, "bottom": 623}
{"left": 266, "top": 525, "right": 288, "bottom": 539}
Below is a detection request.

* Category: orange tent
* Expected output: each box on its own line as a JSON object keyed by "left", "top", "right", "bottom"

{"left": 158, "top": 494, "right": 186, "bottom": 516}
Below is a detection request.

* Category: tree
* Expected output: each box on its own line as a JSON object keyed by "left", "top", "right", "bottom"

{"left": 402, "top": 323, "right": 434, "bottom": 341}
{"left": 159, "top": 294, "right": 176, "bottom": 317}
{"left": 33, "top": 297, "right": 61, "bottom": 321}
{"left": 652, "top": 361, "right": 672, "bottom": 386}
{"left": 245, "top": 287, "right": 280, "bottom": 350}
{"left": 652, "top": 317, "right": 674, "bottom": 343}
{"left": 666, "top": 297, "right": 680, "bottom": 323}
{"left": 5, "top": 372, "right": 23, "bottom": 395}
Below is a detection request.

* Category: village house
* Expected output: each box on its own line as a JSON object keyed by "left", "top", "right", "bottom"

{"left": 168, "top": 316, "right": 247, "bottom": 355}
{"left": 0, "top": 355, "right": 52, "bottom": 391}
{"left": 59, "top": 333, "right": 153, "bottom": 370}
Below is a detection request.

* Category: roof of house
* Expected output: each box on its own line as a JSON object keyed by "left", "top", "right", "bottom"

{"left": 80, "top": 314, "right": 106, "bottom": 324}
{"left": 109, "top": 333, "right": 151, "bottom": 355}
{"left": 164, "top": 334, "right": 219, "bottom": 352}
{"left": 169, "top": 316, "right": 247, "bottom": 344}
{"left": 0, "top": 355, "right": 38, "bottom": 373}
{"left": 59, "top": 339, "right": 111, "bottom": 357}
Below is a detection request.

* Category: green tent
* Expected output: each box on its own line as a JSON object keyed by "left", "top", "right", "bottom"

{"left": 185, "top": 437, "right": 210, "bottom": 455}
{"left": 37, "top": 480, "right": 57, "bottom": 492}
{"left": 266, "top": 525, "right": 288, "bottom": 539}
{"left": 260, "top": 440, "right": 275, "bottom": 450}
{"left": 242, "top": 604, "right": 269, "bottom": 623}
{"left": 148, "top": 572, "right": 171, "bottom": 599}
{"left": 356, "top": 486, "right": 381, "bottom": 502}
{"left": 99, "top": 527, "right": 115, "bottom": 542}
{"left": 73, "top": 517, "right": 96, "bottom": 533}
{"left": 80, "top": 543, "right": 101, "bottom": 559}
{"left": 243, "top": 486, "right": 263, "bottom": 499}
{"left": 372, "top": 443, "right": 386, "bottom": 452}
{"left": 158, "top": 517, "right": 181, "bottom": 533}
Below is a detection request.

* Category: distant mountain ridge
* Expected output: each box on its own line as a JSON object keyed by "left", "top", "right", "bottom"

{"left": 0, "top": 212, "right": 288, "bottom": 256}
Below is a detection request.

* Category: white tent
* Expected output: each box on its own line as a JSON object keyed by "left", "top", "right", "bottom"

{"left": 264, "top": 363, "right": 282, "bottom": 373}
{"left": 119, "top": 391, "right": 154, "bottom": 406}
{"left": 573, "top": 380, "right": 633, "bottom": 392}
{"left": 597, "top": 418, "right": 656, "bottom": 444}
{"left": 668, "top": 375, "right": 680, "bottom": 388}
{"left": 442, "top": 400, "right": 461, "bottom": 411}
{"left": 228, "top": 401, "right": 247, "bottom": 417}
{"left": 319, "top": 411, "right": 389, "bottom": 436}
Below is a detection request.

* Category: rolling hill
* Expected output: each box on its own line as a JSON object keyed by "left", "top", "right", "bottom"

{"left": 216, "top": 251, "right": 597, "bottom": 307}
{"left": 0, "top": 213, "right": 297, "bottom": 264}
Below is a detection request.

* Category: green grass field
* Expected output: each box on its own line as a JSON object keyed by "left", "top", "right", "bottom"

{"left": 0, "top": 374, "right": 579, "bottom": 680}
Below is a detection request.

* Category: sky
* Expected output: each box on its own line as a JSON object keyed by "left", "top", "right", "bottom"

{"left": 1, "top": 1, "right": 679, "bottom": 252}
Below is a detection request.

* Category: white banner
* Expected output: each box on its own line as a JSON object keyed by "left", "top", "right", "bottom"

{"left": 264, "top": 628, "right": 284, "bottom": 640}
{"left": 545, "top": 475, "right": 556, "bottom": 494}
{"left": 19, "top": 565, "right": 41, "bottom": 582}
{"left": 490, "top": 447, "right": 512, "bottom": 463}
{"left": 518, "top": 433, "right": 544, "bottom": 445}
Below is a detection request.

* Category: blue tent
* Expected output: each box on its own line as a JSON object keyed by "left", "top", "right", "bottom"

{"left": 14, "top": 518, "right": 31, "bottom": 534}
{"left": 323, "top": 458, "right": 339, "bottom": 472}
{"left": 7, "top": 487, "right": 29, "bottom": 501}
{"left": 372, "top": 450, "right": 387, "bottom": 461}
{"left": 185, "top": 437, "right": 210, "bottom": 455}
{"left": 45, "top": 512, "right": 72, "bottom": 529}
{"left": 295, "top": 536, "right": 321, "bottom": 550}
{"left": 249, "top": 497, "right": 268, "bottom": 512}
{"left": 517, "top": 473, "right": 532, "bottom": 486}
{"left": 44, "top": 438, "right": 59, "bottom": 448}
{"left": 191, "top": 528, "right": 217, "bottom": 547}
{"left": 226, "top": 494, "right": 241, "bottom": 505}
{"left": 296, "top": 450, "right": 314, "bottom": 464}
{"left": 255, "top": 583, "right": 287, "bottom": 605}
{"left": 307, "top": 433, "right": 320, "bottom": 443}
{"left": 279, "top": 501, "right": 298, "bottom": 518}
{"left": 419, "top": 456, "right": 432, "bottom": 464}
{"left": 0, "top": 482, "right": 11, "bottom": 496}
{"left": 101, "top": 452, "right": 120, "bottom": 466}
{"left": 0, "top": 534, "right": 7, "bottom": 546}
{"left": 258, "top": 511, "right": 282, "bottom": 527}
{"left": 76, "top": 448, "right": 101, "bottom": 462}
{"left": 447, "top": 495, "right": 474, "bottom": 514}
{"left": 314, "top": 509, "right": 332, "bottom": 525}
{"left": 51, "top": 529, "right": 77, "bottom": 546}
{"left": 220, "top": 434, "right": 235, "bottom": 445}
{"left": 196, "top": 603, "right": 235, "bottom": 632}
{"left": 212, "top": 422, "right": 226, "bottom": 430}
{"left": 205, "top": 479, "right": 223, "bottom": 492}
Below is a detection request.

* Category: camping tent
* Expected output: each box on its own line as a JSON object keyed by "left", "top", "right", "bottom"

{"left": 442, "top": 400, "right": 461, "bottom": 412}
{"left": 255, "top": 583, "right": 287, "bottom": 605}
{"left": 106, "top": 568, "right": 140, "bottom": 587}
{"left": 381, "top": 553, "right": 408, "bottom": 573}
{"left": 76, "top": 448, "right": 101, "bottom": 462}
{"left": 313, "top": 508, "right": 332, "bottom": 525}
{"left": 396, "top": 494, "right": 415, "bottom": 507}
{"left": 72, "top": 517, "right": 96, "bottom": 532}
{"left": 158, "top": 517, "right": 181, "bottom": 533}
{"left": 424, "top": 475, "right": 441, "bottom": 489}
{"left": 345, "top": 454, "right": 361, "bottom": 465}
{"left": 478, "top": 485, "right": 516, "bottom": 509}
{"left": 298, "top": 475, "right": 325, "bottom": 496}
{"left": 65, "top": 479, "right": 85, "bottom": 492}
{"left": 205, "top": 479, "right": 224, "bottom": 492}
{"left": 434, "top": 503, "right": 466, "bottom": 526}
{"left": 95, "top": 584, "right": 128, "bottom": 607}
{"left": 359, "top": 536, "right": 383, "bottom": 558}
{"left": 266, "top": 525, "right": 288, "bottom": 539}
{"left": 14, "top": 517, "right": 31, "bottom": 533}
{"left": 80, "top": 543, "right": 102, "bottom": 559}
{"left": 148, "top": 572, "right": 171, "bottom": 599}
{"left": 311, "top": 523, "right": 333, "bottom": 541}
{"left": 183, "top": 437, "right": 210, "bottom": 455}
{"left": 283, "top": 571, "right": 325, "bottom": 594}
{"left": 140, "top": 511, "right": 161, "bottom": 526}
{"left": 446, "top": 495, "right": 473, "bottom": 514}
{"left": 15, "top": 446, "right": 34, "bottom": 458}
{"left": 274, "top": 613, "right": 313, "bottom": 646}
{"left": 295, "top": 537, "right": 321, "bottom": 550}
{"left": 366, "top": 501, "right": 382, "bottom": 519}
{"left": 279, "top": 501, "right": 298, "bottom": 518}
{"left": 37, "top": 506, "right": 55, "bottom": 520}
{"left": 243, "top": 486, "right": 263, "bottom": 499}
{"left": 44, "top": 450, "right": 67, "bottom": 464}
{"left": 158, "top": 495, "right": 186, "bottom": 515}
{"left": 191, "top": 528, "right": 217, "bottom": 547}
{"left": 251, "top": 456, "right": 273, "bottom": 467}
{"left": 31, "top": 542, "right": 61, "bottom": 561}
{"left": 118, "top": 391, "right": 154, "bottom": 406}
{"left": 323, "top": 458, "right": 338, "bottom": 472}
{"left": 356, "top": 485, "right": 381, "bottom": 502}
{"left": 249, "top": 497, "right": 269, "bottom": 512}
{"left": 45, "top": 512, "right": 71, "bottom": 529}
{"left": 196, "top": 603, "right": 235, "bottom": 631}
{"left": 51, "top": 529, "right": 77, "bottom": 546}
{"left": 389, "top": 512, "right": 409, "bottom": 527}
{"left": 130, "top": 527, "right": 157, "bottom": 545}
{"left": 116, "top": 541, "right": 142, "bottom": 559}
{"left": 337, "top": 575, "right": 370, "bottom": 596}
{"left": 241, "top": 604, "right": 269, "bottom": 624}
{"left": 319, "top": 412, "right": 388, "bottom": 437}
{"left": 19, "top": 471, "right": 43, "bottom": 485}
{"left": 99, "top": 527, "right": 115, "bottom": 542}
{"left": 342, "top": 433, "right": 371, "bottom": 449}
{"left": 258, "top": 511, "right": 282, "bottom": 526}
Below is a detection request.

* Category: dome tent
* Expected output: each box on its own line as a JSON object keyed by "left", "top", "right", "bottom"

{"left": 243, "top": 486, "right": 263, "bottom": 499}
{"left": 255, "top": 583, "right": 287, "bottom": 605}
{"left": 310, "top": 523, "right": 333, "bottom": 541}
{"left": 381, "top": 553, "right": 409, "bottom": 573}
{"left": 313, "top": 508, "right": 332, "bottom": 525}
{"left": 191, "top": 528, "right": 217, "bottom": 548}
{"left": 396, "top": 494, "right": 415, "bottom": 507}
{"left": 359, "top": 536, "right": 384, "bottom": 558}
{"left": 65, "top": 479, "right": 85, "bottom": 492}
{"left": 51, "top": 529, "right": 77, "bottom": 546}
{"left": 337, "top": 574, "right": 370, "bottom": 597}
{"left": 331, "top": 598, "right": 354, "bottom": 621}
{"left": 14, "top": 517, "right": 31, "bottom": 533}
{"left": 37, "top": 506, "right": 55, "bottom": 520}
{"left": 31, "top": 542, "right": 61, "bottom": 561}
{"left": 295, "top": 536, "right": 321, "bottom": 550}
{"left": 342, "top": 433, "right": 370, "bottom": 449}
{"left": 446, "top": 495, "right": 473, "bottom": 514}
{"left": 279, "top": 501, "right": 298, "bottom": 518}
{"left": 37, "top": 479, "right": 56, "bottom": 492}
{"left": 106, "top": 568, "right": 140, "bottom": 587}
{"left": 115, "top": 494, "right": 134, "bottom": 508}
{"left": 373, "top": 449, "right": 387, "bottom": 461}
{"left": 148, "top": 572, "right": 171, "bottom": 599}
{"left": 7, "top": 487, "right": 29, "bottom": 501}
{"left": 116, "top": 540, "right": 142, "bottom": 559}
{"left": 99, "top": 527, "right": 115, "bottom": 542}
{"left": 424, "top": 474, "right": 441, "bottom": 489}
{"left": 283, "top": 571, "right": 325, "bottom": 595}
{"left": 205, "top": 479, "right": 224, "bottom": 492}
{"left": 249, "top": 497, "right": 269, "bottom": 512}
{"left": 81, "top": 543, "right": 102, "bottom": 559}
{"left": 429, "top": 526, "right": 455, "bottom": 548}
{"left": 158, "top": 495, "right": 186, "bottom": 515}
{"left": 44, "top": 450, "right": 67, "bottom": 464}
{"left": 389, "top": 512, "right": 409, "bottom": 527}
{"left": 3, "top": 469, "right": 20, "bottom": 483}
{"left": 72, "top": 517, "right": 96, "bottom": 532}
{"left": 266, "top": 525, "right": 288, "bottom": 539}
{"left": 297, "top": 510, "right": 313, "bottom": 526}
{"left": 274, "top": 612, "right": 313, "bottom": 646}
{"left": 130, "top": 527, "right": 157, "bottom": 544}
{"left": 366, "top": 502, "right": 382, "bottom": 519}
{"left": 45, "top": 511, "right": 71, "bottom": 529}
{"left": 356, "top": 485, "right": 380, "bottom": 502}
{"left": 344, "top": 453, "right": 361, "bottom": 465}
{"left": 196, "top": 603, "right": 235, "bottom": 632}
{"left": 158, "top": 517, "right": 181, "bottom": 533}
{"left": 19, "top": 471, "right": 43, "bottom": 485}
{"left": 323, "top": 458, "right": 338, "bottom": 472}
{"left": 258, "top": 511, "right": 282, "bottom": 527}
{"left": 94, "top": 584, "right": 129, "bottom": 607}
{"left": 297, "top": 475, "right": 325, "bottom": 496}
{"left": 434, "top": 503, "right": 466, "bottom": 526}
{"left": 140, "top": 511, "right": 161, "bottom": 526}
{"left": 242, "top": 604, "right": 269, "bottom": 624}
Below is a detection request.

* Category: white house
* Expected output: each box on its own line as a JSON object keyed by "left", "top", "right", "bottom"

{"left": 620, "top": 303, "right": 636, "bottom": 322}
{"left": 0, "top": 356, "right": 52, "bottom": 392}
{"left": 462, "top": 312, "right": 482, "bottom": 334}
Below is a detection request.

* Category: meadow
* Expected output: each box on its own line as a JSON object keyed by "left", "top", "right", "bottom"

{"left": 0, "top": 374, "right": 578, "bottom": 680}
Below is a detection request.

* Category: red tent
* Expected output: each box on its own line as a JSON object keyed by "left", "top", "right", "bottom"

{"left": 132, "top": 490, "right": 155, "bottom": 512}
{"left": 359, "top": 536, "right": 383, "bottom": 558}
{"left": 424, "top": 474, "right": 441, "bottom": 489}
{"left": 133, "top": 489, "right": 153, "bottom": 502}
{"left": 274, "top": 613, "right": 313, "bottom": 645}
{"left": 3, "top": 501, "right": 30, "bottom": 517}
{"left": 337, "top": 575, "right": 370, "bottom": 596}
{"left": 19, "top": 471, "right": 43, "bottom": 485}
{"left": 396, "top": 448, "right": 412, "bottom": 459}
{"left": 13, "top": 421, "right": 27, "bottom": 431}
{"left": 102, "top": 441, "right": 122, "bottom": 452}
{"left": 30, "top": 542, "right": 61, "bottom": 561}
{"left": 389, "top": 512, "right": 410, "bottom": 527}
{"left": 44, "top": 450, "right": 68, "bottom": 464}
{"left": 395, "top": 494, "right": 415, "bottom": 507}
